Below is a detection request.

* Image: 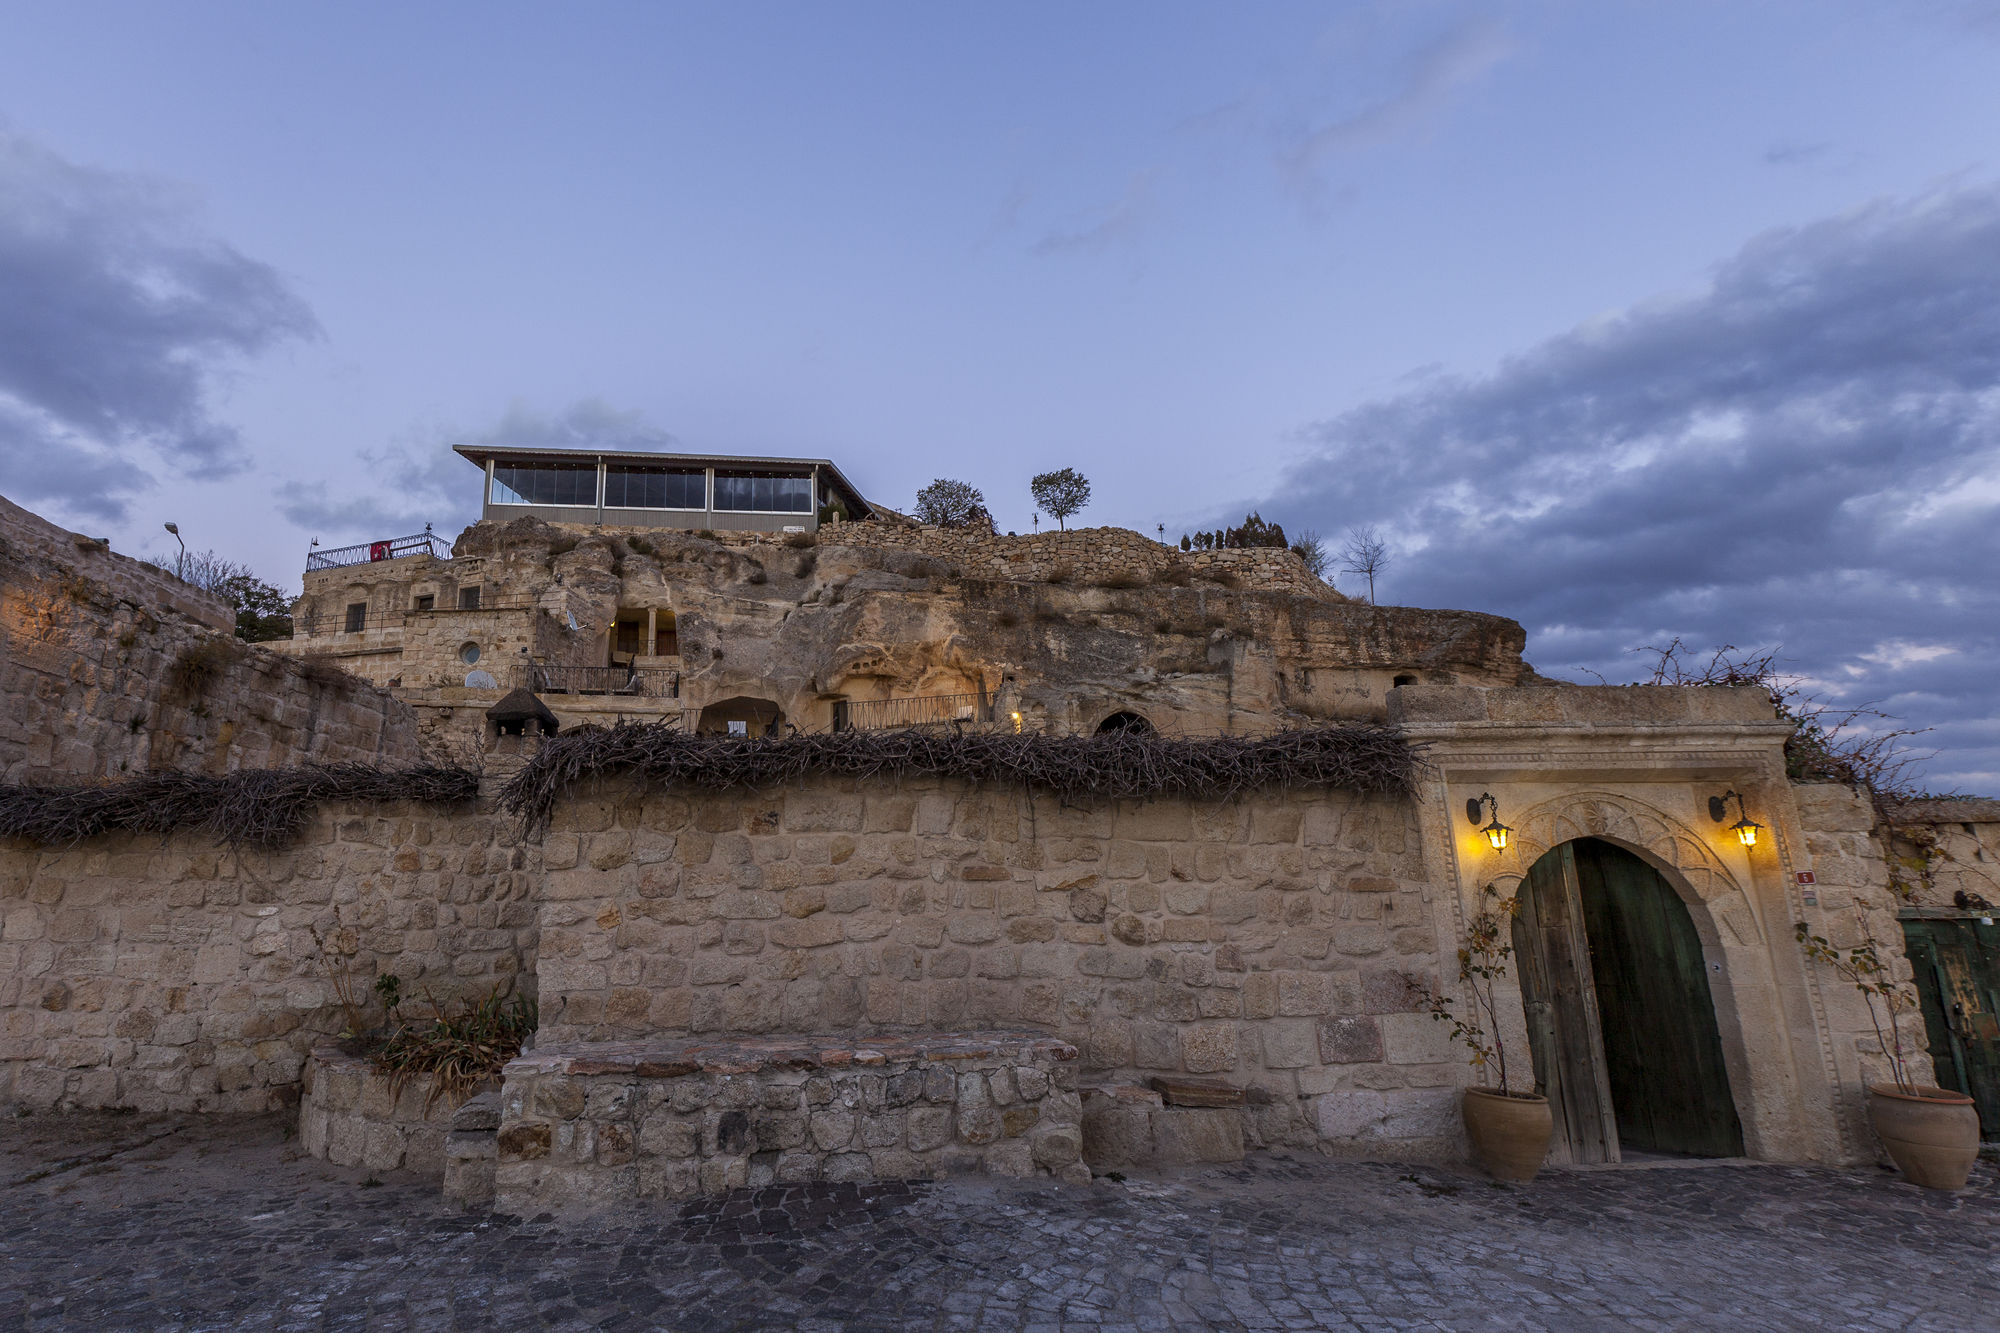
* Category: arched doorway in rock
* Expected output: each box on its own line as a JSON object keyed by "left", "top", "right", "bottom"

{"left": 1510, "top": 837, "right": 1744, "bottom": 1163}
{"left": 697, "top": 696, "right": 786, "bottom": 737}
{"left": 1095, "top": 710, "right": 1155, "bottom": 736}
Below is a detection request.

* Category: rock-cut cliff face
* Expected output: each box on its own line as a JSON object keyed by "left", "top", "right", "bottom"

{"left": 442, "top": 517, "right": 1533, "bottom": 735}
{"left": 0, "top": 494, "right": 419, "bottom": 782}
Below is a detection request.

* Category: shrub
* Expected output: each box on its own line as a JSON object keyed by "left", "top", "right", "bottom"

{"left": 371, "top": 987, "right": 537, "bottom": 1114}
{"left": 166, "top": 639, "right": 239, "bottom": 700}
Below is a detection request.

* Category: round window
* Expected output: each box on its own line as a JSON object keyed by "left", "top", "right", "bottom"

{"left": 460, "top": 642, "right": 481, "bottom": 665}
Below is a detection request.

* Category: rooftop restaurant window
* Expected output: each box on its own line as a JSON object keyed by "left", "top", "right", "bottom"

{"left": 491, "top": 461, "right": 598, "bottom": 507}
{"left": 604, "top": 465, "right": 705, "bottom": 510}
{"left": 713, "top": 471, "right": 812, "bottom": 513}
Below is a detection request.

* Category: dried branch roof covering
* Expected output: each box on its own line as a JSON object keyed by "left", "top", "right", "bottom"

{"left": 0, "top": 764, "right": 479, "bottom": 849}
{"left": 501, "top": 723, "right": 1425, "bottom": 838}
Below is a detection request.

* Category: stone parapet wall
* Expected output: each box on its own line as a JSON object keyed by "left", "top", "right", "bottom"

{"left": 0, "top": 799, "right": 537, "bottom": 1114}
{"left": 827, "top": 522, "right": 1340, "bottom": 600}
{"left": 534, "top": 776, "right": 1461, "bottom": 1161}
{"left": 1, "top": 493, "right": 421, "bottom": 782}
{"left": 299, "top": 1045, "right": 458, "bottom": 1177}
{"left": 492, "top": 1032, "right": 1085, "bottom": 1210}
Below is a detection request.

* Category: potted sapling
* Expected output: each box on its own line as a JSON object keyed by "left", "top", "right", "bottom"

{"left": 1425, "top": 884, "right": 1553, "bottom": 1181}
{"left": 1797, "top": 920, "right": 1979, "bottom": 1190}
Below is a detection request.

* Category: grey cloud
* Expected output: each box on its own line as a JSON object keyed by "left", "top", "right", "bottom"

{"left": 1253, "top": 185, "right": 2000, "bottom": 789}
{"left": 1030, "top": 173, "right": 1155, "bottom": 258}
{"left": 1284, "top": 19, "right": 1512, "bottom": 181}
{"left": 1763, "top": 140, "right": 1831, "bottom": 166}
{"left": 0, "top": 132, "right": 317, "bottom": 519}
{"left": 278, "top": 401, "right": 680, "bottom": 541}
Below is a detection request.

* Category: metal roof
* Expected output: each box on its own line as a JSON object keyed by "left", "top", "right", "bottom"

{"left": 452, "top": 443, "right": 873, "bottom": 516}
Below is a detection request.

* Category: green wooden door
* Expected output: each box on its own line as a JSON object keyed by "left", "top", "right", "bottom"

{"left": 1514, "top": 842, "right": 1621, "bottom": 1163}
{"left": 1901, "top": 916, "right": 2000, "bottom": 1138}
{"left": 1573, "top": 839, "right": 1744, "bottom": 1157}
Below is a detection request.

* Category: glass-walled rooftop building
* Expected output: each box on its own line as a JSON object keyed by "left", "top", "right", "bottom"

{"left": 452, "top": 444, "right": 875, "bottom": 533}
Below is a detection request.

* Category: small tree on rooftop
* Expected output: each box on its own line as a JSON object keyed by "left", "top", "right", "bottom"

{"left": 1029, "top": 468, "right": 1091, "bottom": 531}
{"left": 914, "top": 478, "right": 989, "bottom": 528}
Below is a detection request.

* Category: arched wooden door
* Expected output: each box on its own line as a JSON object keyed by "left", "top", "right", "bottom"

{"left": 1512, "top": 838, "right": 1744, "bottom": 1161}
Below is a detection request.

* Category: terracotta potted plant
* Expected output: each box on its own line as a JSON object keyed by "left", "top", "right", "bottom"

{"left": 1797, "top": 920, "right": 1979, "bottom": 1190}
{"left": 1426, "top": 884, "right": 1553, "bottom": 1182}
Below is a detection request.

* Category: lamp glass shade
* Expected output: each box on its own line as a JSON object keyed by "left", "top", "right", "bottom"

{"left": 1483, "top": 820, "right": 1511, "bottom": 851}
{"left": 1732, "top": 818, "right": 1761, "bottom": 848}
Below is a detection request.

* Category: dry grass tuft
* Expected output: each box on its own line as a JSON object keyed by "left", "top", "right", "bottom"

{"left": 372, "top": 987, "right": 536, "bottom": 1115}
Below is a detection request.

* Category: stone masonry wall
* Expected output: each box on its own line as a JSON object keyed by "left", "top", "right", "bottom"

{"left": 299, "top": 1045, "right": 457, "bottom": 1177}
{"left": 1, "top": 493, "right": 421, "bottom": 782}
{"left": 830, "top": 522, "right": 1340, "bottom": 600}
{"left": 492, "top": 1032, "right": 1086, "bottom": 1209}
{"left": 0, "top": 797, "right": 538, "bottom": 1114}
{"left": 1790, "top": 783, "right": 1937, "bottom": 1106}
{"left": 534, "top": 775, "right": 1461, "bottom": 1161}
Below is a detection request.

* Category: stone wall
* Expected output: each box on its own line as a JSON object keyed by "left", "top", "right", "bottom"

{"left": 1885, "top": 797, "right": 2000, "bottom": 909}
{"left": 831, "top": 522, "right": 1340, "bottom": 600}
{"left": 1, "top": 493, "right": 421, "bottom": 782}
{"left": 1790, "top": 783, "right": 1937, "bottom": 1138}
{"left": 299, "top": 1045, "right": 458, "bottom": 1176}
{"left": 492, "top": 1032, "right": 1086, "bottom": 1210}
{"left": 0, "top": 798, "right": 537, "bottom": 1114}
{"left": 532, "top": 775, "right": 1460, "bottom": 1161}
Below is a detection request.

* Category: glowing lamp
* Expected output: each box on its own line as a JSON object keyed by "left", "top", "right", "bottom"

{"left": 1709, "top": 790, "right": 1764, "bottom": 848}
{"left": 1466, "top": 793, "right": 1512, "bottom": 852}
{"left": 1010, "top": 711, "right": 1023, "bottom": 734}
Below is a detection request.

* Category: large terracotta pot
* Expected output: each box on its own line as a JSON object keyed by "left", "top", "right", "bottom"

{"left": 1868, "top": 1083, "right": 1980, "bottom": 1191}
{"left": 1462, "top": 1087, "right": 1553, "bottom": 1182}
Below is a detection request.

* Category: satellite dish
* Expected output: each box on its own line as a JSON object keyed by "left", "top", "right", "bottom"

{"left": 464, "top": 669, "right": 497, "bottom": 689}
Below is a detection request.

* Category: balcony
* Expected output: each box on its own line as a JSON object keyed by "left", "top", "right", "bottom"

{"left": 306, "top": 530, "right": 453, "bottom": 572}
{"left": 518, "top": 664, "right": 681, "bottom": 697}
{"left": 831, "top": 692, "right": 993, "bottom": 732}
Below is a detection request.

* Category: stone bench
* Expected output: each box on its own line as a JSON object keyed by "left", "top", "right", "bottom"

{"left": 487, "top": 1032, "right": 1085, "bottom": 1212}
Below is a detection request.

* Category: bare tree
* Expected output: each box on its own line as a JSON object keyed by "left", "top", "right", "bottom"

{"left": 1290, "top": 529, "right": 1329, "bottom": 580}
{"left": 1029, "top": 468, "right": 1091, "bottom": 530}
{"left": 1340, "top": 526, "right": 1390, "bottom": 602}
{"left": 145, "top": 549, "right": 297, "bottom": 642}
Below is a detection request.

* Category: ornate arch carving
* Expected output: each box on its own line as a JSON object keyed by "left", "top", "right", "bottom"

{"left": 1478, "top": 790, "right": 1758, "bottom": 943}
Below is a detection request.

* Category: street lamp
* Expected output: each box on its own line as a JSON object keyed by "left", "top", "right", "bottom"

{"left": 164, "top": 522, "right": 186, "bottom": 579}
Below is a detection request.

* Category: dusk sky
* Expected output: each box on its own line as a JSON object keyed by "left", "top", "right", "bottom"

{"left": 3, "top": 2, "right": 1998, "bottom": 788}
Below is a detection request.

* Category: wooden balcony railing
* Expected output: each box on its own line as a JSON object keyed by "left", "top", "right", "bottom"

{"left": 518, "top": 665, "right": 681, "bottom": 698}
{"left": 831, "top": 692, "right": 992, "bottom": 732}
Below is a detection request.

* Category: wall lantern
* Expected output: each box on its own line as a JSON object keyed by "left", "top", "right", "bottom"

{"left": 1709, "top": 790, "right": 1764, "bottom": 847}
{"left": 1466, "top": 792, "right": 1512, "bottom": 851}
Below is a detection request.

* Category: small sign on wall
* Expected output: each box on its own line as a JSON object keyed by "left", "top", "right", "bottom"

{"left": 1795, "top": 871, "right": 1816, "bottom": 885}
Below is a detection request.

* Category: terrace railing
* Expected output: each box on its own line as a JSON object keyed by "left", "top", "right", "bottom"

{"left": 306, "top": 530, "right": 453, "bottom": 572}
{"left": 519, "top": 664, "right": 681, "bottom": 698}
{"left": 832, "top": 692, "right": 993, "bottom": 732}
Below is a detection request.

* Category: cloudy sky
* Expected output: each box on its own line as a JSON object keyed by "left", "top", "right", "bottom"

{"left": 2, "top": 2, "right": 1998, "bottom": 788}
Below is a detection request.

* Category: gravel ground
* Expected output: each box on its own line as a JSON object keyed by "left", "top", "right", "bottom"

{"left": 2, "top": 1112, "right": 1994, "bottom": 1331}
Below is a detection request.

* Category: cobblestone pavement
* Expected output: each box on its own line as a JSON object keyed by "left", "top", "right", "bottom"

{"left": 2, "top": 1114, "right": 1995, "bottom": 1331}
